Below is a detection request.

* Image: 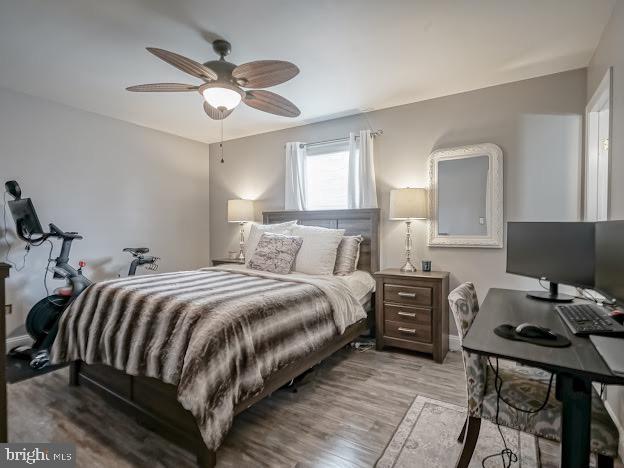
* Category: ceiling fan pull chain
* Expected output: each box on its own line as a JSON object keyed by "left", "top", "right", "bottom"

{"left": 220, "top": 120, "right": 224, "bottom": 163}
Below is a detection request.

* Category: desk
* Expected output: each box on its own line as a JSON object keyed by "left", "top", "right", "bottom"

{"left": 462, "top": 288, "right": 624, "bottom": 468}
{"left": 1, "top": 263, "right": 10, "bottom": 443}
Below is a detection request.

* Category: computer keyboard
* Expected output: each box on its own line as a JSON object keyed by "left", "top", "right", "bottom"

{"left": 556, "top": 303, "right": 624, "bottom": 336}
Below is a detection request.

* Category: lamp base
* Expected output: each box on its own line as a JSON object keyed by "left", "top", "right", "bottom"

{"left": 400, "top": 259, "right": 417, "bottom": 272}
{"left": 238, "top": 222, "right": 246, "bottom": 262}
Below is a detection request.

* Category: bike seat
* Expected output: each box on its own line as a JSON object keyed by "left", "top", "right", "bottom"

{"left": 123, "top": 247, "right": 149, "bottom": 255}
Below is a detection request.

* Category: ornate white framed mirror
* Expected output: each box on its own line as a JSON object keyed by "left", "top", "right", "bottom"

{"left": 427, "top": 143, "right": 503, "bottom": 248}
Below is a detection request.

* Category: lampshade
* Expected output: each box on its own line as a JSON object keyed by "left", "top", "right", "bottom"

{"left": 228, "top": 199, "right": 255, "bottom": 223}
{"left": 202, "top": 82, "right": 244, "bottom": 110}
{"left": 389, "top": 188, "right": 427, "bottom": 220}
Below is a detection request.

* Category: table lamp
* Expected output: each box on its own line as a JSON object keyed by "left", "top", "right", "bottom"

{"left": 389, "top": 188, "right": 427, "bottom": 272}
{"left": 228, "top": 199, "right": 255, "bottom": 261}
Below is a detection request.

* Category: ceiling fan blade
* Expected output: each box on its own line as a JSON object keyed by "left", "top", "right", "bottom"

{"left": 232, "top": 60, "right": 299, "bottom": 88}
{"left": 203, "top": 102, "right": 234, "bottom": 120}
{"left": 126, "top": 83, "right": 199, "bottom": 92}
{"left": 146, "top": 47, "right": 217, "bottom": 81}
{"left": 243, "top": 90, "right": 300, "bottom": 118}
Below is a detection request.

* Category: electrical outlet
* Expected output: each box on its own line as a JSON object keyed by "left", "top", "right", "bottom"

{"left": 5, "top": 304, "right": 12, "bottom": 315}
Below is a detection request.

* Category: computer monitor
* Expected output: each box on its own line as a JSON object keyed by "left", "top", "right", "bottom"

{"left": 506, "top": 222, "right": 595, "bottom": 302}
{"left": 595, "top": 220, "right": 624, "bottom": 305}
{"left": 8, "top": 198, "right": 44, "bottom": 236}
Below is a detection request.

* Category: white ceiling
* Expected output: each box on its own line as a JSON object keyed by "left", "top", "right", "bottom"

{"left": 0, "top": 0, "right": 615, "bottom": 144}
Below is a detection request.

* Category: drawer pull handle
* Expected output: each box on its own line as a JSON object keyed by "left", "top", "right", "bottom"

{"left": 397, "top": 292, "right": 417, "bottom": 298}
{"left": 398, "top": 327, "right": 416, "bottom": 334}
{"left": 397, "top": 311, "right": 416, "bottom": 318}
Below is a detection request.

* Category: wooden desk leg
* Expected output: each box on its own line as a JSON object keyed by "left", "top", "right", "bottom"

{"left": 1, "top": 265, "right": 9, "bottom": 443}
{"left": 556, "top": 373, "right": 592, "bottom": 468}
{"left": 0, "top": 299, "right": 6, "bottom": 443}
{"left": 69, "top": 361, "right": 81, "bottom": 387}
{"left": 196, "top": 446, "right": 216, "bottom": 468}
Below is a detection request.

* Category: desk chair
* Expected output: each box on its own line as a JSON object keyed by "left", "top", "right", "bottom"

{"left": 449, "top": 282, "right": 618, "bottom": 468}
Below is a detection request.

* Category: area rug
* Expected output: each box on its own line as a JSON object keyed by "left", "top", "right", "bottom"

{"left": 376, "top": 396, "right": 539, "bottom": 468}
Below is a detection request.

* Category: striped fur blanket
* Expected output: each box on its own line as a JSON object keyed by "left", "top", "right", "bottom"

{"left": 51, "top": 266, "right": 366, "bottom": 450}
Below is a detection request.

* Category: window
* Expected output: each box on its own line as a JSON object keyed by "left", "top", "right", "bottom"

{"left": 285, "top": 133, "right": 377, "bottom": 211}
{"left": 304, "top": 141, "right": 350, "bottom": 210}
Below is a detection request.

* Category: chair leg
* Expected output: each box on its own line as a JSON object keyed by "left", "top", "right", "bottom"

{"left": 457, "top": 417, "right": 467, "bottom": 443}
{"left": 69, "top": 361, "right": 81, "bottom": 386}
{"left": 196, "top": 446, "right": 216, "bottom": 468}
{"left": 597, "top": 454, "right": 614, "bottom": 468}
{"left": 454, "top": 416, "right": 481, "bottom": 468}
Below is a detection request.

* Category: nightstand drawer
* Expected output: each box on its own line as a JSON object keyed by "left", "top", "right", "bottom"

{"left": 384, "top": 284, "right": 432, "bottom": 306}
{"left": 384, "top": 320, "right": 432, "bottom": 343}
{"left": 384, "top": 304, "right": 431, "bottom": 326}
{"left": 212, "top": 258, "right": 245, "bottom": 266}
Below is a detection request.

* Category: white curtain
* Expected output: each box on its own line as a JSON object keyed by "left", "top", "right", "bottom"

{"left": 348, "top": 130, "right": 378, "bottom": 208}
{"left": 284, "top": 142, "right": 307, "bottom": 210}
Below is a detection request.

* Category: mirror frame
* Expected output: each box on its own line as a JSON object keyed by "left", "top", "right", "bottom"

{"left": 427, "top": 143, "right": 503, "bottom": 248}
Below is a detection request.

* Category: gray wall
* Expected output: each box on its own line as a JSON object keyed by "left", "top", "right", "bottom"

{"left": 0, "top": 87, "right": 211, "bottom": 338}
{"left": 210, "top": 68, "right": 587, "bottom": 336}
{"left": 588, "top": 0, "right": 624, "bottom": 219}
{"left": 587, "top": 1, "right": 624, "bottom": 456}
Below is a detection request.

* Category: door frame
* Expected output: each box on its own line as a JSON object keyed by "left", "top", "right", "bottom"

{"left": 584, "top": 67, "right": 613, "bottom": 221}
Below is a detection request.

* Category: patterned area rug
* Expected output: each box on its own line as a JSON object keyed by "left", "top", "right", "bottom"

{"left": 376, "top": 396, "right": 539, "bottom": 468}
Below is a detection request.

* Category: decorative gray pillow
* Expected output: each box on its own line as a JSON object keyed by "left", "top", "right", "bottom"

{"left": 248, "top": 232, "right": 303, "bottom": 274}
{"left": 334, "top": 235, "right": 363, "bottom": 275}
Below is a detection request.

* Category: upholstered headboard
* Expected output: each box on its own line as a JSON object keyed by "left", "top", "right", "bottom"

{"left": 262, "top": 209, "right": 380, "bottom": 273}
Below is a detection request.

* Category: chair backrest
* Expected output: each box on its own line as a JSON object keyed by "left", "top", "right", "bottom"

{"left": 448, "top": 282, "right": 480, "bottom": 340}
{"left": 448, "top": 282, "right": 487, "bottom": 417}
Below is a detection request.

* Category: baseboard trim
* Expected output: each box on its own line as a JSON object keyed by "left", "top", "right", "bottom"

{"left": 448, "top": 334, "right": 461, "bottom": 351}
{"left": 598, "top": 385, "right": 624, "bottom": 461}
{"left": 6, "top": 334, "right": 32, "bottom": 350}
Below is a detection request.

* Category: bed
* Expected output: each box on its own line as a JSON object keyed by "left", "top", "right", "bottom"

{"left": 55, "top": 208, "right": 379, "bottom": 467}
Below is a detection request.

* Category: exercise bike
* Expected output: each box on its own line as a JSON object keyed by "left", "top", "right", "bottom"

{"left": 4, "top": 181, "right": 159, "bottom": 369}
{"left": 124, "top": 247, "right": 159, "bottom": 275}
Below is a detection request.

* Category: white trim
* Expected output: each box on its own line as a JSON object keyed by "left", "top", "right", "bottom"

{"left": 586, "top": 67, "right": 612, "bottom": 116}
{"left": 584, "top": 67, "right": 612, "bottom": 221}
{"left": 6, "top": 334, "right": 31, "bottom": 350}
{"left": 448, "top": 334, "right": 461, "bottom": 352}
{"left": 427, "top": 143, "right": 504, "bottom": 248}
{"left": 599, "top": 386, "right": 624, "bottom": 461}
{"left": 594, "top": 382, "right": 624, "bottom": 462}
{"left": 604, "top": 399, "right": 624, "bottom": 461}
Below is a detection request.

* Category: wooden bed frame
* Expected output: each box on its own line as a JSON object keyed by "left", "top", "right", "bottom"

{"left": 69, "top": 208, "right": 380, "bottom": 467}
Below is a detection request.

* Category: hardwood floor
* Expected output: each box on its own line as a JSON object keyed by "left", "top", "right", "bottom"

{"left": 6, "top": 348, "right": 605, "bottom": 467}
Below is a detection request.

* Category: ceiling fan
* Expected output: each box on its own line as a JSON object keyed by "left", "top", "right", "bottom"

{"left": 127, "top": 40, "right": 301, "bottom": 120}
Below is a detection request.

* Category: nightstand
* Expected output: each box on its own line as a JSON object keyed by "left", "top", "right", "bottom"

{"left": 211, "top": 258, "right": 245, "bottom": 266}
{"left": 374, "top": 268, "right": 449, "bottom": 363}
{"left": 1, "top": 263, "right": 10, "bottom": 442}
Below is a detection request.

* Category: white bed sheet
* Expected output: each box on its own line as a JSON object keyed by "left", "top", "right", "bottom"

{"left": 209, "top": 264, "right": 375, "bottom": 305}
{"left": 335, "top": 270, "right": 376, "bottom": 305}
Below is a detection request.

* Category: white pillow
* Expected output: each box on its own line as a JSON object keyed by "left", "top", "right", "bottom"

{"left": 291, "top": 225, "right": 345, "bottom": 275}
{"left": 245, "top": 220, "right": 297, "bottom": 265}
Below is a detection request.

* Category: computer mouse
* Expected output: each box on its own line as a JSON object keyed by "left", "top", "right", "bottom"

{"left": 515, "top": 323, "right": 557, "bottom": 340}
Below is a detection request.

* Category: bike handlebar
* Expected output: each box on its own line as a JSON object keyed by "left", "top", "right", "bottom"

{"left": 49, "top": 223, "right": 83, "bottom": 240}
{"left": 14, "top": 221, "right": 83, "bottom": 246}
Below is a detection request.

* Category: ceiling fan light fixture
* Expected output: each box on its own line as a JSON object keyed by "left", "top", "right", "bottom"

{"left": 200, "top": 82, "right": 243, "bottom": 111}
{"left": 129, "top": 41, "right": 300, "bottom": 120}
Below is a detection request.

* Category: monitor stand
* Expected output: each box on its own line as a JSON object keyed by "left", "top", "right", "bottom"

{"left": 527, "top": 282, "right": 574, "bottom": 303}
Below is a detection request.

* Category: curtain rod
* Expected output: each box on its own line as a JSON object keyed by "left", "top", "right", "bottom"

{"left": 292, "top": 130, "right": 383, "bottom": 149}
